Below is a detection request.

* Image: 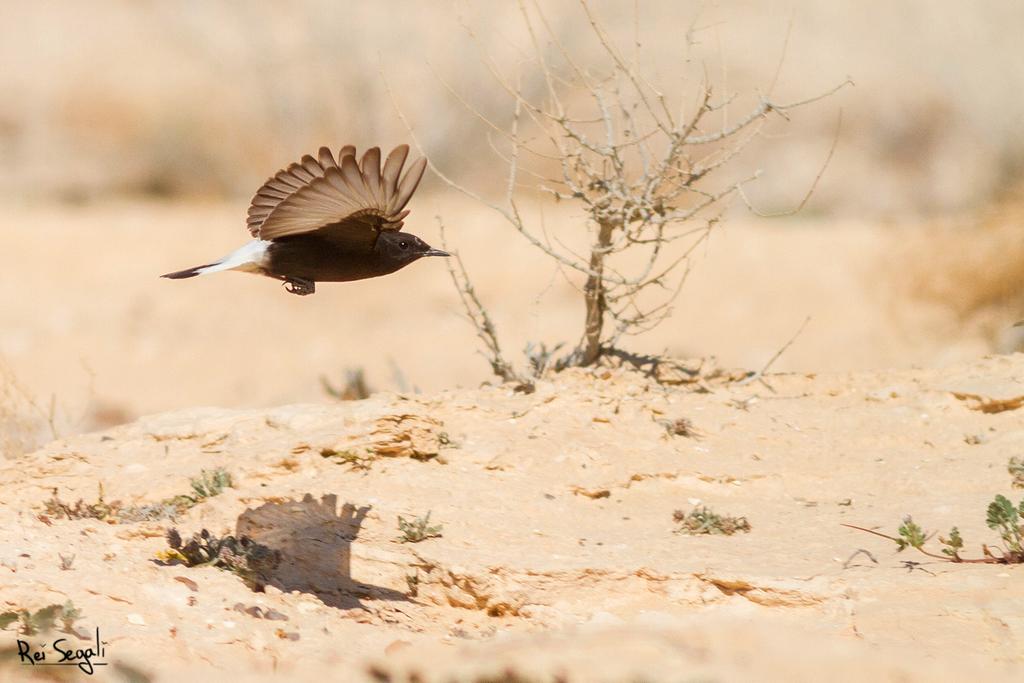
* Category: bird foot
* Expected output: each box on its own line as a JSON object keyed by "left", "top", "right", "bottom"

{"left": 283, "top": 278, "right": 315, "bottom": 296}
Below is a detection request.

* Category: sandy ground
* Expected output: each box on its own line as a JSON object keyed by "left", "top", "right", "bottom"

{"left": 2, "top": 200, "right": 1022, "bottom": 680}
{"left": 2, "top": 357, "right": 1024, "bottom": 681}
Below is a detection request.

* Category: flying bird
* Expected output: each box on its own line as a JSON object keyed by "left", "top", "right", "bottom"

{"left": 161, "top": 144, "right": 447, "bottom": 295}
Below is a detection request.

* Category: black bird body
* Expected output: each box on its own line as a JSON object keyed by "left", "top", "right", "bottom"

{"left": 266, "top": 230, "right": 438, "bottom": 283}
{"left": 161, "top": 144, "right": 446, "bottom": 295}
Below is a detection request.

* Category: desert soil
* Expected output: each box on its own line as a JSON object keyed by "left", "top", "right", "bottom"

{"left": 2, "top": 355, "right": 1024, "bottom": 681}
{"left": 1, "top": 201, "right": 1022, "bottom": 681}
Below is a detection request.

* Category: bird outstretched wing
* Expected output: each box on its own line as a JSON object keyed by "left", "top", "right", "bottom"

{"left": 246, "top": 145, "right": 427, "bottom": 246}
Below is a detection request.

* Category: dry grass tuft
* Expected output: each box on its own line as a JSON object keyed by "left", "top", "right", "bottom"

{"left": 673, "top": 507, "right": 751, "bottom": 536}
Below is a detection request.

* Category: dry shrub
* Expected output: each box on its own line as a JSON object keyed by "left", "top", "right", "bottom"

{"left": 422, "top": 1, "right": 845, "bottom": 376}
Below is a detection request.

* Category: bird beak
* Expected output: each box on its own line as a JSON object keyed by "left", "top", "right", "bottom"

{"left": 422, "top": 248, "right": 450, "bottom": 258}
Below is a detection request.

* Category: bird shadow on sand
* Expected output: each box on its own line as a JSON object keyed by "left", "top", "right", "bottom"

{"left": 236, "top": 493, "right": 408, "bottom": 610}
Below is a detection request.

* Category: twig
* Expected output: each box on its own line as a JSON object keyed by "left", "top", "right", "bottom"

{"left": 842, "top": 548, "right": 878, "bottom": 569}
{"left": 738, "top": 315, "right": 811, "bottom": 387}
{"left": 436, "top": 217, "right": 522, "bottom": 384}
{"left": 766, "top": 9, "right": 796, "bottom": 97}
{"left": 740, "top": 108, "right": 846, "bottom": 218}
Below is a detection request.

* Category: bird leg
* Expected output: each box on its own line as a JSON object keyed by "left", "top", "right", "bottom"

{"left": 283, "top": 278, "right": 316, "bottom": 296}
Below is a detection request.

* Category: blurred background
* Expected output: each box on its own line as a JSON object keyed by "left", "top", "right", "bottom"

{"left": 2, "top": 0, "right": 1023, "bottom": 452}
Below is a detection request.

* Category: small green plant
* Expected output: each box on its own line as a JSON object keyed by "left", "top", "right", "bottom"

{"left": 938, "top": 526, "right": 964, "bottom": 558}
{"left": 0, "top": 601, "right": 81, "bottom": 635}
{"left": 894, "top": 516, "right": 927, "bottom": 551}
{"left": 1009, "top": 456, "right": 1024, "bottom": 490}
{"left": 41, "top": 469, "right": 233, "bottom": 524}
{"left": 396, "top": 512, "right": 443, "bottom": 543}
{"left": 845, "top": 492, "right": 1024, "bottom": 564}
{"left": 116, "top": 499, "right": 193, "bottom": 523}
{"left": 189, "top": 468, "right": 233, "bottom": 499}
{"left": 58, "top": 601, "right": 82, "bottom": 633}
{"left": 986, "top": 495, "right": 1024, "bottom": 556}
{"left": 673, "top": 507, "right": 751, "bottom": 536}
{"left": 158, "top": 528, "right": 281, "bottom": 589}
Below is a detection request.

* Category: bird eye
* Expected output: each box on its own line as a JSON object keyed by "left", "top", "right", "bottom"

{"left": 399, "top": 241, "right": 409, "bottom": 249}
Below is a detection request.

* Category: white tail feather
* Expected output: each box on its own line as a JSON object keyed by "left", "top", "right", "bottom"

{"left": 196, "top": 240, "right": 270, "bottom": 276}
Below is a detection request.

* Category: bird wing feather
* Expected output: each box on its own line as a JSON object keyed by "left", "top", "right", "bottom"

{"left": 246, "top": 144, "right": 427, "bottom": 245}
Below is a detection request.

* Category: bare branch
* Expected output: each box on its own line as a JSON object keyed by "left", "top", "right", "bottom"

{"left": 437, "top": 218, "right": 521, "bottom": 384}
{"left": 738, "top": 315, "right": 812, "bottom": 389}
{"left": 684, "top": 79, "right": 852, "bottom": 145}
{"left": 739, "top": 109, "right": 844, "bottom": 218}
{"left": 578, "top": 0, "right": 674, "bottom": 132}
{"left": 767, "top": 10, "right": 796, "bottom": 97}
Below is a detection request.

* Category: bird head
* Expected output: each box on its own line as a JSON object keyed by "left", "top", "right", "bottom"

{"left": 376, "top": 231, "right": 449, "bottom": 265}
